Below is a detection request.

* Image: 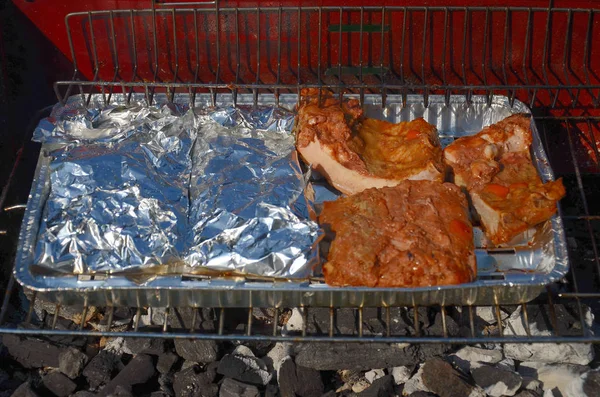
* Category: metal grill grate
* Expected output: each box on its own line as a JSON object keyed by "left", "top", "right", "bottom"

{"left": 1, "top": 4, "right": 600, "bottom": 343}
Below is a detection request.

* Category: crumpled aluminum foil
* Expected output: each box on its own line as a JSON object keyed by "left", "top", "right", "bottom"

{"left": 34, "top": 107, "right": 196, "bottom": 273}
{"left": 32, "top": 98, "right": 319, "bottom": 278}
{"left": 186, "top": 106, "right": 320, "bottom": 278}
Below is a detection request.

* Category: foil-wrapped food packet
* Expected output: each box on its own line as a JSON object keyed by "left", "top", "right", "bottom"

{"left": 34, "top": 107, "right": 196, "bottom": 273}
{"left": 31, "top": 98, "right": 320, "bottom": 279}
{"left": 186, "top": 106, "right": 320, "bottom": 278}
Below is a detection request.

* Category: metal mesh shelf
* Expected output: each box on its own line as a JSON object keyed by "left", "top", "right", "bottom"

{"left": 1, "top": 4, "right": 600, "bottom": 343}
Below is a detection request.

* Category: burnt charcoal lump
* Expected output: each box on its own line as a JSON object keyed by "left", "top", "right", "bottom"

{"left": 421, "top": 358, "right": 485, "bottom": 397}
{"left": 124, "top": 338, "right": 165, "bottom": 356}
{"left": 294, "top": 343, "right": 419, "bottom": 371}
{"left": 3, "top": 335, "right": 63, "bottom": 369}
{"left": 278, "top": 358, "right": 324, "bottom": 397}
{"left": 219, "top": 379, "right": 260, "bottom": 397}
{"left": 217, "top": 348, "right": 272, "bottom": 386}
{"left": 174, "top": 340, "right": 220, "bottom": 363}
{"left": 10, "top": 382, "right": 40, "bottom": 397}
{"left": 470, "top": 364, "right": 522, "bottom": 397}
{"left": 156, "top": 352, "right": 179, "bottom": 374}
{"left": 99, "top": 354, "right": 155, "bottom": 397}
{"left": 41, "top": 370, "right": 77, "bottom": 397}
{"left": 173, "top": 365, "right": 218, "bottom": 397}
{"left": 82, "top": 350, "right": 120, "bottom": 390}
{"left": 58, "top": 347, "right": 89, "bottom": 379}
{"left": 357, "top": 375, "right": 395, "bottom": 397}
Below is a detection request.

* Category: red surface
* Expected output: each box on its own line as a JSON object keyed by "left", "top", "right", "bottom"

{"left": 11, "top": 0, "right": 600, "bottom": 171}
{"left": 11, "top": 0, "right": 600, "bottom": 85}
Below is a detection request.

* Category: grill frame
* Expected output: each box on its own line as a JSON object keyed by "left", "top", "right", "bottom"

{"left": 1, "top": 4, "right": 600, "bottom": 344}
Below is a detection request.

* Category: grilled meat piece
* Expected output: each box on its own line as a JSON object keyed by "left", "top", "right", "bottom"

{"left": 470, "top": 152, "right": 566, "bottom": 245}
{"left": 319, "top": 181, "right": 476, "bottom": 287}
{"left": 295, "top": 89, "right": 444, "bottom": 195}
{"left": 444, "top": 114, "right": 565, "bottom": 245}
{"left": 443, "top": 113, "right": 532, "bottom": 191}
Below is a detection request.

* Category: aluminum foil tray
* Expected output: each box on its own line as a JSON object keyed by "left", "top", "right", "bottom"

{"left": 14, "top": 93, "right": 568, "bottom": 307}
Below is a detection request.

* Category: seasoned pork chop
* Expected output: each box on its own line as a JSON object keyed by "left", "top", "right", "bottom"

{"left": 295, "top": 89, "right": 444, "bottom": 195}
{"left": 444, "top": 114, "right": 565, "bottom": 245}
{"left": 470, "top": 152, "right": 566, "bottom": 245}
{"left": 443, "top": 114, "right": 532, "bottom": 191}
{"left": 319, "top": 181, "right": 476, "bottom": 287}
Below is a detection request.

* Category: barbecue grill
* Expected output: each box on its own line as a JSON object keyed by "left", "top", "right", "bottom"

{"left": 1, "top": 0, "right": 599, "bottom": 346}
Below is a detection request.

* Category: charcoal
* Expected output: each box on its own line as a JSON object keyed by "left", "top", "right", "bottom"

{"left": 278, "top": 358, "right": 325, "bottom": 397}
{"left": 72, "top": 392, "right": 96, "bottom": 397}
{"left": 158, "top": 373, "right": 175, "bottom": 396}
{"left": 294, "top": 343, "right": 419, "bottom": 371}
{"left": 26, "top": 291, "right": 97, "bottom": 326}
{"left": 0, "top": 370, "right": 9, "bottom": 390}
{"left": 150, "top": 393, "right": 170, "bottom": 397}
{"left": 407, "top": 393, "right": 439, "bottom": 397}
{"left": 41, "top": 370, "right": 77, "bottom": 397}
{"left": 99, "top": 354, "right": 154, "bottom": 397}
{"left": 231, "top": 340, "right": 274, "bottom": 358}
{"left": 402, "top": 308, "right": 457, "bottom": 360}
{"left": 217, "top": 349, "right": 272, "bottom": 386}
{"left": 446, "top": 346, "right": 503, "bottom": 374}
{"left": 421, "top": 358, "right": 485, "bottom": 397}
{"left": 82, "top": 350, "right": 120, "bottom": 390}
{"left": 583, "top": 369, "right": 600, "bottom": 396}
{"left": 357, "top": 375, "right": 394, "bottom": 397}
{"left": 174, "top": 340, "right": 220, "bottom": 363}
{"left": 305, "top": 308, "right": 356, "bottom": 336}
{"left": 105, "top": 385, "right": 133, "bottom": 397}
{"left": 173, "top": 365, "right": 217, "bottom": 397}
{"left": 520, "top": 377, "right": 543, "bottom": 395}
{"left": 9, "top": 382, "right": 39, "bottom": 397}
{"left": 513, "top": 391, "right": 540, "bottom": 397}
{"left": 264, "top": 385, "right": 279, "bottom": 397}
{"left": 3, "top": 335, "right": 63, "bottom": 368}
{"left": 504, "top": 305, "right": 595, "bottom": 365}
{"left": 278, "top": 359, "right": 296, "bottom": 397}
{"left": 219, "top": 378, "right": 260, "bottom": 397}
{"left": 89, "top": 308, "right": 133, "bottom": 332}
{"left": 124, "top": 338, "right": 164, "bottom": 355}
{"left": 471, "top": 364, "right": 522, "bottom": 397}
{"left": 169, "top": 308, "right": 216, "bottom": 331}
{"left": 58, "top": 347, "right": 89, "bottom": 379}
{"left": 181, "top": 361, "right": 198, "bottom": 371}
{"left": 156, "top": 352, "right": 179, "bottom": 374}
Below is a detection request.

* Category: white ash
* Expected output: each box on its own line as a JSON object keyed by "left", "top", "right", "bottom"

{"left": 519, "top": 361, "right": 588, "bottom": 396}
{"left": 447, "top": 346, "right": 503, "bottom": 373}
{"left": 365, "top": 369, "right": 385, "bottom": 384}
{"left": 391, "top": 366, "right": 412, "bottom": 385}
{"left": 402, "top": 364, "right": 430, "bottom": 395}
{"left": 504, "top": 307, "right": 595, "bottom": 365}
{"left": 281, "top": 308, "right": 304, "bottom": 336}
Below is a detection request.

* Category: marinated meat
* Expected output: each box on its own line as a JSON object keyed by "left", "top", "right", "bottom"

{"left": 319, "top": 181, "right": 476, "bottom": 287}
{"left": 470, "top": 152, "right": 566, "bottom": 245}
{"left": 443, "top": 114, "right": 532, "bottom": 191}
{"left": 295, "top": 89, "right": 444, "bottom": 195}
{"left": 443, "top": 114, "right": 565, "bottom": 245}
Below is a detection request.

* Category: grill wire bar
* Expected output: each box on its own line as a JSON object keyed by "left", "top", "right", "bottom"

{"left": 2, "top": 5, "right": 600, "bottom": 343}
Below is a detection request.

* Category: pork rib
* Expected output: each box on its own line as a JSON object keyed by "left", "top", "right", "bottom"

{"left": 319, "top": 181, "right": 476, "bottom": 287}
{"left": 443, "top": 114, "right": 565, "bottom": 245}
{"left": 295, "top": 89, "right": 444, "bottom": 195}
{"left": 470, "top": 152, "right": 566, "bottom": 245}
